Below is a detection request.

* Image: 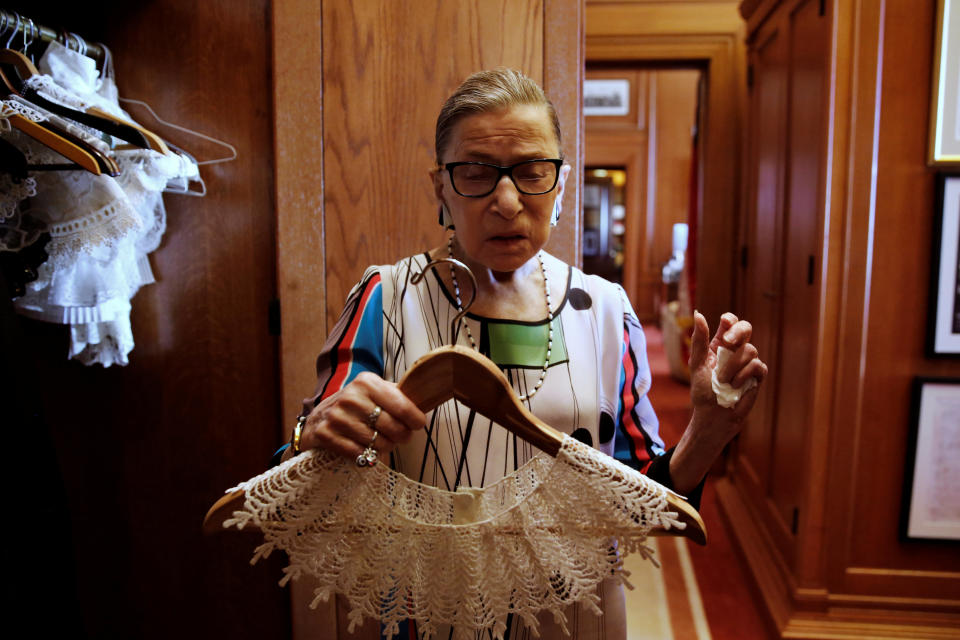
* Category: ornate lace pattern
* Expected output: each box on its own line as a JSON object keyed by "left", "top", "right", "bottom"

{"left": 225, "top": 435, "right": 685, "bottom": 640}
{"left": 0, "top": 175, "right": 37, "bottom": 221}
{"left": 2, "top": 43, "right": 195, "bottom": 367}
{"left": 25, "top": 74, "right": 96, "bottom": 112}
{"left": 0, "top": 98, "right": 48, "bottom": 124}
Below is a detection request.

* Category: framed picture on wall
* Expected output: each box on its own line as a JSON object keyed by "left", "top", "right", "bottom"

{"left": 900, "top": 377, "right": 960, "bottom": 541}
{"left": 927, "top": 174, "right": 960, "bottom": 356}
{"left": 929, "top": 0, "right": 960, "bottom": 165}
{"left": 584, "top": 79, "right": 630, "bottom": 117}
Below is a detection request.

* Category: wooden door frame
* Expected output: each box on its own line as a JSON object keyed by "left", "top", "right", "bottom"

{"left": 586, "top": 22, "right": 747, "bottom": 326}
{"left": 584, "top": 136, "right": 647, "bottom": 315}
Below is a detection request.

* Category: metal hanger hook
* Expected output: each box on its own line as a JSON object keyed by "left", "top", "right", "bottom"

{"left": 24, "top": 18, "right": 35, "bottom": 60}
{"left": 411, "top": 257, "right": 478, "bottom": 345}
{"left": 6, "top": 12, "right": 21, "bottom": 49}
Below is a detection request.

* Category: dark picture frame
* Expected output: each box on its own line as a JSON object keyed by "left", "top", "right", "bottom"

{"left": 927, "top": 174, "right": 960, "bottom": 356}
{"left": 900, "top": 377, "right": 960, "bottom": 541}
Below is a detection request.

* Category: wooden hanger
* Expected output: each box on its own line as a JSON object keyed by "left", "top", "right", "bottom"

{"left": 0, "top": 48, "right": 151, "bottom": 150}
{"left": 204, "top": 322, "right": 707, "bottom": 545}
{"left": 204, "top": 345, "right": 707, "bottom": 544}
{"left": 4, "top": 114, "right": 102, "bottom": 175}
{"left": 0, "top": 128, "right": 102, "bottom": 176}
{"left": 86, "top": 106, "right": 170, "bottom": 154}
{"left": 0, "top": 65, "right": 117, "bottom": 175}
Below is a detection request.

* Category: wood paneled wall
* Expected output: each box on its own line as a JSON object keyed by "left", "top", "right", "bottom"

{"left": 6, "top": 1, "right": 289, "bottom": 638}
{"left": 722, "top": 0, "right": 960, "bottom": 636}
{"left": 828, "top": 0, "right": 960, "bottom": 601}
{"left": 320, "top": 1, "right": 544, "bottom": 330}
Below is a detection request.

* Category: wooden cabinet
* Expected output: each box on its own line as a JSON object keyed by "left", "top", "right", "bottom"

{"left": 7, "top": 2, "right": 289, "bottom": 638}
{"left": 736, "top": 0, "right": 827, "bottom": 570}
{"left": 724, "top": 1, "right": 960, "bottom": 637}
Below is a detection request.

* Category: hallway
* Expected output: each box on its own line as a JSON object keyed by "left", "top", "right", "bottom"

{"left": 629, "top": 326, "right": 771, "bottom": 639}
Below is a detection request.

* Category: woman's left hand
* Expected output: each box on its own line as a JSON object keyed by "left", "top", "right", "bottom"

{"left": 669, "top": 311, "right": 768, "bottom": 494}
{"left": 689, "top": 310, "right": 767, "bottom": 423}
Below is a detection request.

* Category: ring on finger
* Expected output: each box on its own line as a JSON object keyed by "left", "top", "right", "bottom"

{"left": 365, "top": 405, "right": 382, "bottom": 428}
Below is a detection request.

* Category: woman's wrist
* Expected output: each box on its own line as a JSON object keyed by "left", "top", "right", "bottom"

{"left": 669, "top": 409, "right": 738, "bottom": 494}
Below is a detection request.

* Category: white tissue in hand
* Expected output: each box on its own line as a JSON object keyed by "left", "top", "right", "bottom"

{"left": 711, "top": 346, "right": 757, "bottom": 408}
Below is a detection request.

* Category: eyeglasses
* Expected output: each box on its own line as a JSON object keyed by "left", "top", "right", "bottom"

{"left": 443, "top": 158, "right": 563, "bottom": 198}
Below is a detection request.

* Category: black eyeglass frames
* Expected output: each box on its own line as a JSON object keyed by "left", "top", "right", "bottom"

{"left": 443, "top": 158, "right": 563, "bottom": 198}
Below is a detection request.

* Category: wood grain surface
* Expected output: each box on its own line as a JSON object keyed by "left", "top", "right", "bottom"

{"left": 6, "top": 1, "right": 289, "bottom": 638}
{"left": 724, "top": 0, "right": 960, "bottom": 635}
{"left": 320, "top": 0, "right": 544, "bottom": 330}
{"left": 585, "top": 68, "right": 700, "bottom": 322}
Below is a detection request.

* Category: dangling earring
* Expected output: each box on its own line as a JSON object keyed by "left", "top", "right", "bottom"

{"left": 550, "top": 200, "right": 561, "bottom": 227}
{"left": 438, "top": 203, "right": 455, "bottom": 229}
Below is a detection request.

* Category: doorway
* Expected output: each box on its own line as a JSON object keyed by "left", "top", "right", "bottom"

{"left": 583, "top": 66, "right": 703, "bottom": 326}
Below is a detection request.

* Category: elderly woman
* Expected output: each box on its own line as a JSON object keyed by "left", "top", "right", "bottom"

{"left": 280, "top": 68, "right": 767, "bottom": 639}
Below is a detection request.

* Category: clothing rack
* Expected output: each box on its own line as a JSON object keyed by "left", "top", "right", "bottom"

{"left": 0, "top": 9, "right": 104, "bottom": 68}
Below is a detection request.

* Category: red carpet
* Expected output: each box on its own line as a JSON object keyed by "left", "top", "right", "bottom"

{"left": 643, "top": 326, "right": 773, "bottom": 640}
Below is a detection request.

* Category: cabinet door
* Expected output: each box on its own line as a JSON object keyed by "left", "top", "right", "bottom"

{"left": 10, "top": 2, "right": 289, "bottom": 638}
{"left": 737, "top": 0, "right": 829, "bottom": 566}
{"left": 768, "top": 0, "right": 828, "bottom": 555}
{"left": 738, "top": 20, "right": 789, "bottom": 526}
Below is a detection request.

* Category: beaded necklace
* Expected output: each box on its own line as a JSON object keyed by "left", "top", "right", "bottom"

{"left": 447, "top": 235, "right": 553, "bottom": 401}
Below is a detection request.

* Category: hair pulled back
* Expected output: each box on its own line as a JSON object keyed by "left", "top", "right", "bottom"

{"left": 434, "top": 68, "right": 562, "bottom": 164}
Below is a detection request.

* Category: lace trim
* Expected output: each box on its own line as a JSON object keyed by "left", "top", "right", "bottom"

{"left": 4, "top": 94, "right": 113, "bottom": 156}
{"left": 25, "top": 74, "right": 94, "bottom": 112}
{"left": 0, "top": 208, "right": 44, "bottom": 252}
{"left": 0, "top": 175, "right": 37, "bottom": 221}
{"left": 69, "top": 314, "right": 134, "bottom": 368}
{"left": 0, "top": 98, "right": 48, "bottom": 123}
{"left": 225, "top": 434, "right": 684, "bottom": 640}
{"left": 46, "top": 200, "right": 134, "bottom": 238}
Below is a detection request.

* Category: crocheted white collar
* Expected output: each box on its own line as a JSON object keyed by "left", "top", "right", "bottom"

{"left": 225, "top": 434, "right": 686, "bottom": 639}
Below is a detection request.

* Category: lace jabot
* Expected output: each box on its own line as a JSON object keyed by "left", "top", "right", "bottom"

{"left": 224, "top": 434, "right": 685, "bottom": 640}
{"left": 1, "top": 41, "right": 199, "bottom": 367}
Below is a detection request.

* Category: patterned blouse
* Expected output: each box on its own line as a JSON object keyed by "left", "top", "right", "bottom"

{"left": 297, "top": 252, "right": 683, "bottom": 640}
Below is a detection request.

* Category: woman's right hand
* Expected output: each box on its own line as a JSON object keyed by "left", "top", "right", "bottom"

{"left": 293, "top": 372, "right": 427, "bottom": 462}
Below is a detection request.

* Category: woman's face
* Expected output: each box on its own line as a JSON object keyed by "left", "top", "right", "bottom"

{"left": 433, "top": 104, "right": 570, "bottom": 274}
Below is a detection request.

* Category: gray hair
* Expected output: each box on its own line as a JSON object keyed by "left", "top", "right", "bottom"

{"left": 435, "top": 68, "right": 562, "bottom": 164}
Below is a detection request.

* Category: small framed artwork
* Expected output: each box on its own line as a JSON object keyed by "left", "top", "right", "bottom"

{"left": 583, "top": 229, "right": 601, "bottom": 257}
{"left": 900, "top": 377, "right": 960, "bottom": 541}
{"left": 584, "top": 79, "right": 630, "bottom": 117}
{"left": 929, "top": 0, "right": 960, "bottom": 165}
{"left": 927, "top": 174, "right": 960, "bottom": 356}
{"left": 583, "top": 182, "right": 602, "bottom": 209}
